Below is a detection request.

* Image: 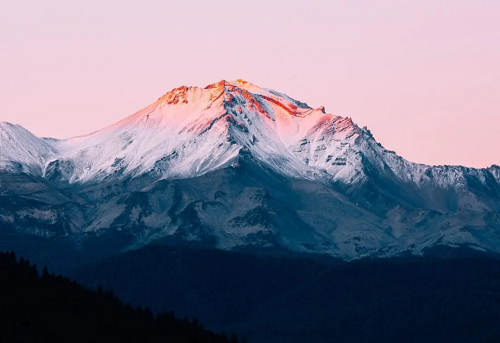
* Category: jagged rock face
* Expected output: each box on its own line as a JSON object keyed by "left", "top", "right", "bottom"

{"left": 1, "top": 80, "right": 500, "bottom": 260}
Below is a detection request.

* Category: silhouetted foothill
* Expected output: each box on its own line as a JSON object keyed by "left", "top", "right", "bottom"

{"left": 0, "top": 251, "right": 244, "bottom": 343}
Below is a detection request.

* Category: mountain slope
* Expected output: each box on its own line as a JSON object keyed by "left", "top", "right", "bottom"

{"left": 3, "top": 79, "right": 499, "bottom": 193}
{"left": 1, "top": 79, "right": 500, "bottom": 259}
{"left": 0, "top": 122, "right": 57, "bottom": 174}
{"left": 40, "top": 80, "right": 355, "bottom": 184}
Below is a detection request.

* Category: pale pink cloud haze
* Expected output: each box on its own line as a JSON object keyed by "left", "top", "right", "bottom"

{"left": 1, "top": 0, "right": 499, "bottom": 167}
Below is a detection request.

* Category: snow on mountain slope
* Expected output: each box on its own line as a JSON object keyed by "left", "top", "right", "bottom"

{"left": 39, "top": 79, "right": 368, "bottom": 184}
{"left": 45, "top": 82, "right": 240, "bottom": 183}
{"left": 0, "top": 122, "right": 58, "bottom": 174}
{"left": 1, "top": 80, "right": 500, "bottom": 259}
{"left": 2, "top": 79, "right": 500, "bottom": 197}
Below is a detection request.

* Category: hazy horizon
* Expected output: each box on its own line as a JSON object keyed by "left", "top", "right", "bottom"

{"left": 1, "top": 0, "right": 499, "bottom": 168}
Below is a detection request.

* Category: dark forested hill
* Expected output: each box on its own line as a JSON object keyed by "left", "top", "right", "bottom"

{"left": 0, "top": 251, "right": 243, "bottom": 343}
{"left": 73, "top": 245, "right": 500, "bottom": 343}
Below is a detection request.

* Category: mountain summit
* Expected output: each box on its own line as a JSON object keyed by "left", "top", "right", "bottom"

{"left": 9, "top": 79, "right": 361, "bottom": 184}
{"left": 1, "top": 80, "right": 500, "bottom": 261}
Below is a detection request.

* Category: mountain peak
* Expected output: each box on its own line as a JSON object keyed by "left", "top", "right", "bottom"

{"left": 3, "top": 80, "right": 500, "bottom": 259}
{"left": 0, "top": 121, "right": 19, "bottom": 129}
{"left": 204, "top": 79, "right": 255, "bottom": 89}
{"left": 4, "top": 79, "right": 498, "bottom": 193}
{"left": 0, "top": 80, "right": 368, "bottom": 183}
{"left": 204, "top": 79, "right": 230, "bottom": 90}
{"left": 232, "top": 78, "right": 250, "bottom": 84}
{"left": 0, "top": 121, "right": 57, "bottom": 174}
{"left": 152, "top": 80, "right": 316, "bottom": 124}
{"left": 156, "top": 80, "right": 261, "bottom": 107}
{"left": 156, "top": 85, "right": 202, "bottom": 105}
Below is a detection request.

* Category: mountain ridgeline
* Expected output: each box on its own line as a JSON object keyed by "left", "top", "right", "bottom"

{"left": 1, "top": 79, "right": 500, "bottom": 263}
{"left": 2, "top": 80, "right": 500, "bottom": 343}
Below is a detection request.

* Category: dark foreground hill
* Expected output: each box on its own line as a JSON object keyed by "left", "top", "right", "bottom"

{"left": 0, "top": 251, "right": 243, "bottom": 343}
{"left": 73, "top": 245, "right": 500, "bottom": 343}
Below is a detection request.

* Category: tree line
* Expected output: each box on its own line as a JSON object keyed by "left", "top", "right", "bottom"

{"left": 0, "top": 251, "right": 246, "bottom": 343}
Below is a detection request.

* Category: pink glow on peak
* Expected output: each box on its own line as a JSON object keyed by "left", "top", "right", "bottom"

{"left": 1, "top": 1, "right": 499, "bottom": 168}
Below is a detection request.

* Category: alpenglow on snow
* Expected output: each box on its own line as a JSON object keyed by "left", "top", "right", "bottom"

{"left": 1, "top": 79, "right": 500, "bottom": 259}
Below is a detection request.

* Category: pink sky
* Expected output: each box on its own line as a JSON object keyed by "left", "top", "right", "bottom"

{"left": 1, "top": 0, "right": 499, "bottom": 168}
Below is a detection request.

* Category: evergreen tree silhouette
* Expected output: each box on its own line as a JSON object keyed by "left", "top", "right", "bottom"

{"left": 0, "top": 251, "right": 244, "bottom": 343}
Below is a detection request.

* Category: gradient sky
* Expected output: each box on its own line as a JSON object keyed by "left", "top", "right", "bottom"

{"left": 1, "top": 0, "right": 499, "bottom": 168}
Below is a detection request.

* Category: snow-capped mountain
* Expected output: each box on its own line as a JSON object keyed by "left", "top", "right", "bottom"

{"left": 30, "top": 79, "right": 361, "bottom": 184}
{"left": 0, "top": 122, "right": 58, "bottom": 175}
{"left": 1, "top": 79, "right": 500, "bottom": 261}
